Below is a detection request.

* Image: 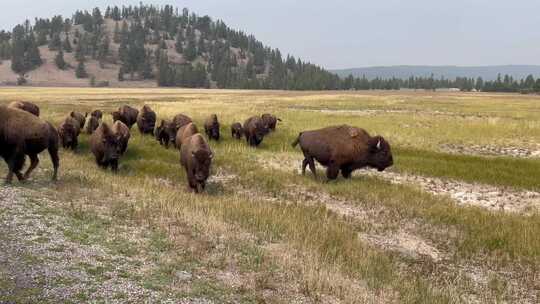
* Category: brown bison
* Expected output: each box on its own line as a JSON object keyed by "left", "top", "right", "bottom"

{"left": 292, "top": 125, "right": 393, "bottom": 180}
{"left": 90, "top": 109, "right": 103, "bottom": 120}
{"left": 204, "top": 114, "right": 220, "bottom": 141}
{"left": 58, "top": 117, "right": 81, "bottom": 150}
{"left": 8, "top": 101, "right": 40, "bottom": 117}
{"left": 86, "top": 116, "right": 100, "bottom": 134}
{"left": 176, "top": 123, "right": 199, "bottom": 149}
{"left": 112, "top": 121, "right": 130, "bottom": 154}
{"left": 137, "top": 105, "right": 157, "bottom": 135}
{"left": 0, "top": 106, "right": 59, "bottom": 183}
{"left": 112, "top": 105, "right": 139, "bottom": 129}
{"left": 261, "top": 113, "right": 282, "bottom": 132}
{"left": 70, "top": 111, "right": 87, "bottom": 129}
{"left": 90, "top": 122, "right": 122, "bottom": 172}
{"left": 243, "top": 116, "right": 268, "bottom": 147}
{"left": 231, "top": 122, "right": 243, "bottom": 139}
{"left": 172, "top": 113, "right": 193, "bottom": 130}
{"left": 154, "top": 120, "right": 177, "bottom": 148}
{"left": 180, "top": 133, "right": 213, "bottom": 193}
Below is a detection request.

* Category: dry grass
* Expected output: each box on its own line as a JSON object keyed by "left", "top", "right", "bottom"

{"left": 1, "top": 88, "right": 540, "bottom": 303}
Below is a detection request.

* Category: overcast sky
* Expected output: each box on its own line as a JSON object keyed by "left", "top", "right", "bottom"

{"left": 2, "top": 0, "right": 540, "bottom": 69}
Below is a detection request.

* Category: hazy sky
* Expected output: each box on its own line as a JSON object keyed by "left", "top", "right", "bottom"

{"left": 2, "top": 0, "right": 540, "bottom": 69}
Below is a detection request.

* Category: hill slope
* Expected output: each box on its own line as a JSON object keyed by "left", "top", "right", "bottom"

{"left": 330, "top": 65, "right": 540, "bottom": 81}
{"left": 0, "top": 4, "right": 341, "bottom": 89}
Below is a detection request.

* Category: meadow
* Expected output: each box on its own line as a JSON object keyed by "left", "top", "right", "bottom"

{"left": 1, "top": 87, "right": 539, "bottom": 303}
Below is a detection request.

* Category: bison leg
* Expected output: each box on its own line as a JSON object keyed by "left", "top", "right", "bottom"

{"left": 306, "top": 157, "right": 317, "bottom": 178}
{"left": 326, "top": 164, "right": 339, "bottom": 180}
{"left": 110, "top": 159, "right": 119, "bottom": 173}
{"left": 23, "top": 154, "right": 39, "bottom": 180}
{"left": 341, "top": 166, "right": 353, "bottom": 179}
{"left": 5, "top": 153, "right": 25, "bottom": 184}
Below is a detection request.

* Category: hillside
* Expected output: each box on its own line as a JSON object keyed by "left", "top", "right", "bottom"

{"left": 330, "top": 65, "right": 540, "bottom": 81}
{"left": 0, "top": 4, "right": 341, "bottom": 89}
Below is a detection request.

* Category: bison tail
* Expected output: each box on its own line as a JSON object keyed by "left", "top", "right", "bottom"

{"left": 277, "top": 118, "right": 282, "bottom": 122}
{"left": 291, "top": 133, "right": 302, "bottom": 148}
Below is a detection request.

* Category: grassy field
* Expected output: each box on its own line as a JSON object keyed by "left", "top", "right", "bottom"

{"left": 1, "top": 87, "right": 540, "bottom": 303}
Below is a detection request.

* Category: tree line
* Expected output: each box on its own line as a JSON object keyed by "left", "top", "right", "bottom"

{"left": 1, "top": 3, "right": 540, "bottom": 93}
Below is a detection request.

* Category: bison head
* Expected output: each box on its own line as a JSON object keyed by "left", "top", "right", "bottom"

{"left": 102, "top": 135, "right": 122, "bottom": 163}
{"left": 191, "top": 150, "right": 213, "bottom": 190}
{"left": 60, "top": 126, "right": 76, "bottom": 148}
{"left": 367, "top": 136, "right": 393, "bottom": 171}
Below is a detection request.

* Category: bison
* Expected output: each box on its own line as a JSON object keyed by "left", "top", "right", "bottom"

{"left": 180, "top": 133, "right": 213, "bottom": 193}
{"left": 0, "top": 106, "right": 59, "bottom": 183}
{"left": 112, "top": 121, "right": 130, "bottom": 154}
{"left": 261, "top": 113, "right": 282, "bottom": 132}
{"left": 243, "top": 116, "right": 268, "bottom": 147}
{"left": 154, "top": 120, "right": 177, "bottom": 148}
{"left": 58, "top": 116, "right": 81, "bottom": 150}
{"left": 86, "top": 116, "right": 100, "bottom": 134}
{"left": 231, "top": 122, "right": 243, "bottom": 140}
{"left": 175, "top": 122, "right": 199, "bottom": 149}
{"left": 137, "top": 105, "right": 157, "bottom": 135}
{"left": 292, "top": 125, "right": 393, "bottom": 180}
{"left": 90, "top": 109, "right": 103, "bottom": 120}
{"left": 112, "top": 105, "right": 139, "bottom": 129}
{"left": 70, "top": 111, "right": 87, "bottom": 129}
{"left": 90, "top": 122, "right": 122, "bottom": 172}
{"left": 8, "top": 101, "right": 40, "bottom": 117}
{"left": 204, "top": 114, "right": 220, "bottom": 141}
{"left": 172, "top": 113, "right": 193, "bottom": 130}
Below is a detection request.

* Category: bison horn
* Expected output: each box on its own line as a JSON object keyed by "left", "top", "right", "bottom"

{"left": 377, "top": 140, "right": 381, "bottom": 150}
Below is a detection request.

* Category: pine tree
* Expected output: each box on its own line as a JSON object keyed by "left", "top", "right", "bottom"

{"left": 184, "top": 40, "right": 197, "bottom": 61}
{"left": 175, "top": 33, "right": 183, "bottom": 54}
{"left": 75, "top": 42, "right": 85, "bottom": 62}
{"left": 118, "top": 66, "right": 124, "bottom": 81}
{"left": 48, "top": 33, "right": 62, "bottom": 51}
{"left": 75, "top": 60, "right": 88, "bottom": 78}
{"left": 25, "top": 32, "right": 42, "bottom": 69}
{"left": 113, "top": 22, "right": 121, "bottom": 43}
{"left": 10, "top": 25, "right": 26, "bottom": 73}
{"left": 55, "top": 50, "right": 67, "bottom": 69}
{"left": 63, "top": 34, "right": 73, "bottom": 52}
{"left": 37, "top": 31, "right": 48, "bottom": 46}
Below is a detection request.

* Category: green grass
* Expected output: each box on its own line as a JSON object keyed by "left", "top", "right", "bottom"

{"left": 2, "top": 88, "right": 540, "bottom": 302}
{"left": 396, "top": 147, "right": 540, "bottom": 191}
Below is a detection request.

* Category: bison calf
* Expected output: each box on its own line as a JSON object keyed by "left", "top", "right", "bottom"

{"left": 231, "top": 122, "right": 243, "bottom": 139}
{"left": 90, "top": 122, "right": 122, "bottom": 172}
{"left": 180, "top": 134, "right": 213, "bottom": 193}
{"left": 292, "top": 125, "right": 393, "bottom": 180}
{"left": 137, "top": 105, "right": 157, "bottom": 135}
{"left": 204, "top": 114, "right": 220, "bottom": 141}
{"left": 0, "top": 106, "right": 59, "bottom": 183}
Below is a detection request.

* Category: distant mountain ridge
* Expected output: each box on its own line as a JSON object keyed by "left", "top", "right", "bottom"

{"left": 330, "top": 65, "right": 540, "bottom": 81}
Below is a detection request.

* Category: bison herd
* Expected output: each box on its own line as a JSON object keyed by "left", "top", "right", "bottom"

{"left": 1, "top": 101, "right": 394, "bottom": 192}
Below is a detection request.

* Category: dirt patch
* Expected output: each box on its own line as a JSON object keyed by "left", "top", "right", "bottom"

{"left": 259, "top": 153, "right": 540, "bottom": 214}
{"left": 441, "top": 143, "right": 540, "bottom": 158}
{"left": 358, "top": 170, "right": 540, "bottom": 214}
{"left": 359, "top": 232, "right": 442, "bottom": 262}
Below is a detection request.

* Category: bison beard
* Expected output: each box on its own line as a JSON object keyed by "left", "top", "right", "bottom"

{"left": 292, "top": 125, "right": 393, "bottom": 180}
